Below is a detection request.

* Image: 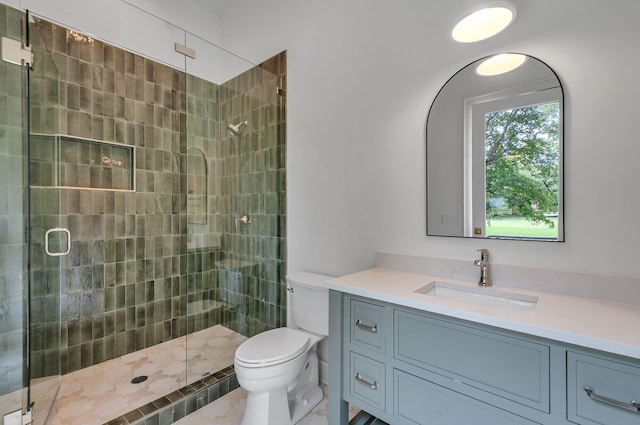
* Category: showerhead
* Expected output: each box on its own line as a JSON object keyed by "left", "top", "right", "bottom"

{"left": 227, "top": 121, "right": 248, "bottom": 136}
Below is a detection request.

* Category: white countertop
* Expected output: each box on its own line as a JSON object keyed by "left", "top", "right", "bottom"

{"left": 327, "top": 268, "right": 640, "bottom": 360}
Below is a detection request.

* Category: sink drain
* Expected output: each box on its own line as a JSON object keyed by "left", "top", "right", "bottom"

{"left": 131, "top": 375, "right": 148, "bottom": 384}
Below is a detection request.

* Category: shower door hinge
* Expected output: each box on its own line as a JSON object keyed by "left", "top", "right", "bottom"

{"left": 22, "top": 408, "right": 33, "bottom": 425}
{"left": 2, "top": 404, "right": 33, "bottom": 425}
{"left": 276, "top": 87, "right": 286, "bottom": 96}
{"left": 1, "top": 37, "right": 33, "bottom": 67}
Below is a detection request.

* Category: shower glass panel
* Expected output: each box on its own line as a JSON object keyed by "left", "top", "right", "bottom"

{"left": 27, "top": 12, "right": 64, "bottom": 425}
{"left": 0, "top": 4, "right": 28, "bottom": 421}
{"left": 0, "top": 6, "right": 63, "bottom": 424}
{"left": 184, "top": 35, "right": 287, "bottom": 383}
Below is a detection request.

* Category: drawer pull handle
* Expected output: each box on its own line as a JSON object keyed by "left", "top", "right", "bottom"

{"left": 355, "top": 373, "right": 378, "bottom": 390}
{"left": 355, "top": 320, "right": 378, "bottom": 333}
{"left": 584, "top": 386, "right": 640, "bottom": 413}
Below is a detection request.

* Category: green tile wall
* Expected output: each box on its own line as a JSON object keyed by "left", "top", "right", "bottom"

{"left": 185, "top": 75, "right": 224, "bottom": 335}
{"left": 216, "top": 56, "right": 287, "bottom": 337}
{"left": 184, "top": 58, "right": 288, "bottom": 339}
{"left": 23, "top": 17, "right": 286, "bottom": 378}
{"left": 28, "top": 18, "right": 191, "bottom": 375}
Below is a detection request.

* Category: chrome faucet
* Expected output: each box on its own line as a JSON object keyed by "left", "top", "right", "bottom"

{"left": 474, "top": 249, "right": 491, "bottom": 287}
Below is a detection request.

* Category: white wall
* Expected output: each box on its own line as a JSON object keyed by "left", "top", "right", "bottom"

{"left": 215, "top": 0, "right": 640, "bottom": 278}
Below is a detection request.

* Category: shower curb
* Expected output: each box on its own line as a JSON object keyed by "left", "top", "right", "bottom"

{"left": 104, "top": 365, "right": 239, "bottom": 425}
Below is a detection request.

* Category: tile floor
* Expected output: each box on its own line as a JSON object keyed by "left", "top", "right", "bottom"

{"left": 5, "top": 325, "right": 357, "bottom": 425}
{"left": 173, "top": 384, "right": 361, "bottom": 425}
{"left": 47, "top": 325, "right": 246, "bottom": 425}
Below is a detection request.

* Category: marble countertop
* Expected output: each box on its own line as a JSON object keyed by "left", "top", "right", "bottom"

{"left": 327, "top": 268, "right": 640, "bottom": 360}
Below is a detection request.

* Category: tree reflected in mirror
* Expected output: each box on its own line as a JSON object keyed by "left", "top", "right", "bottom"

{"left": 485, "top": 101, "right": 559, "bottom": 238}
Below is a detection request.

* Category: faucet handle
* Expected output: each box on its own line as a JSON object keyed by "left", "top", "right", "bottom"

{"left": 477, "top": 248, "right": 489, "bottom": 261}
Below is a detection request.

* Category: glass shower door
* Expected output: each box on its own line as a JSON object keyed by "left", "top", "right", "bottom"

{"left": 26, "top": 11, "right": 64, "bottom": 425}
{"left": 0, "top": 6, "right": 62, "bottom": 424}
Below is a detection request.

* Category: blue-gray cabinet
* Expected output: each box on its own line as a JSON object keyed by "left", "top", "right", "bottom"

{"left": 393, "top": 369, "right": 539, "bottom": 424}
{"left": 328, "top": 291, "right": 640, "bottom": 425}
{"left": 567, "top": 351, "right": 640, "bottom": 425}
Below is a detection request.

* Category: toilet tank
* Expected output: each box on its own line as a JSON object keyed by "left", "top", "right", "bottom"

{"left": 287, "top": 272, "right": 331, "bottom": 336}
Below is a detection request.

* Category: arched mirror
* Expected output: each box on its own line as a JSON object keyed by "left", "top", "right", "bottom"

{"left": 426, "top": 53, "right": 564, "bottom": 241}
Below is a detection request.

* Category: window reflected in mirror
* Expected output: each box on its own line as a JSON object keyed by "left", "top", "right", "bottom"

{"left": 481, "top": 98, "right": 560, "bottom": 239}
{"left": 427, "top": 54, "right": 564, "bottom": 241}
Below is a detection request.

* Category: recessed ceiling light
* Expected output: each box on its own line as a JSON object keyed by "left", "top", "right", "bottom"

{"left": 451, "top": 6, "right": 515, "bottom": 43}
{"left": 476, "top": 53, "right": 527, "bottom": 76}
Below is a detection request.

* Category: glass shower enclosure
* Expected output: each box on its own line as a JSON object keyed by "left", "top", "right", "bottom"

{"left": 1, "top": 4, "right": 286, "bottom": 424}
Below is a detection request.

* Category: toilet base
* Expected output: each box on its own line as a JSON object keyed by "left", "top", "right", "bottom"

{"left": 241, "top": 387, "right": 291, "bottom": 425}
{"left": 288, "top": 348, "right": 323, "bottom": 423}
{"left": 290, "top": 385, "right": 323, "bottom": 424}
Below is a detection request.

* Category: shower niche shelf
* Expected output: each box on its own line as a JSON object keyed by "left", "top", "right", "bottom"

{"left": 30, "top": 134, "right": 135, "bottom": 191}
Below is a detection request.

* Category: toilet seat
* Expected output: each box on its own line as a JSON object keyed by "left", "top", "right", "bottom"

{"left": 235, "top": 328, "right": 310, "bottom": 367}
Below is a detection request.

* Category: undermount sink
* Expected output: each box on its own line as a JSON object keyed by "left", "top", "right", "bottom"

{"left": 415, "top": 281, "right": 538, "bottom": 313}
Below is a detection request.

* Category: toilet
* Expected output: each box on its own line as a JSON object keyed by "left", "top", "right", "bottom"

{"left": 234, "top": 271, "right": 330, "bottom": 425}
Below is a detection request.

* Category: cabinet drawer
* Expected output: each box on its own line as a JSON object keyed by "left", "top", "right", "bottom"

{"left": 394, "top": 310, "right": 550, "bottom": 412}
{"left": 394, "top": 369, "right": 540, "bottom": 425}
{"left": 567, "top": 351, "right": 640, "bottom": 425}
{"left": 350, "top": 299, "right": 386, "bottom": 354}
{"left": 349, "top": 352, "right": 386, "bottom": 412}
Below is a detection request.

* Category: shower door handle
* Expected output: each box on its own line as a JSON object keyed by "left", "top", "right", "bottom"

{"left": 45, "top": 227, "right": 71, "bottom": 257}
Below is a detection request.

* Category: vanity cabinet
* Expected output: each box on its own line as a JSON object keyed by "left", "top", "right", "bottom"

{"left": 567, "top": 351, "right": 640, "bottom": 425}
{"left": 329, "top": 291, "right": 640, "bottom": 425}
{"left": 394, "top": 310, "right": 550, "bottom": 414}
{"left": 393, "top": 369, "right": 539, "bottom": 425}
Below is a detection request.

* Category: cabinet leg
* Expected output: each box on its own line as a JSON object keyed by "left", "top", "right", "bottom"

{"left": 328, "top": 290, "right": 349, "bottom": 424}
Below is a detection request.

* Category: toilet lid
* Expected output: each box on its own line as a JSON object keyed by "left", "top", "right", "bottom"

{"left": 235, "top": 328, "right": 310, "bottom": 366}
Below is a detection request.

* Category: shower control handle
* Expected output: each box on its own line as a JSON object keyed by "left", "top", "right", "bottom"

{"left": 235, "top": 213, "right": 254, "bottom": 230}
